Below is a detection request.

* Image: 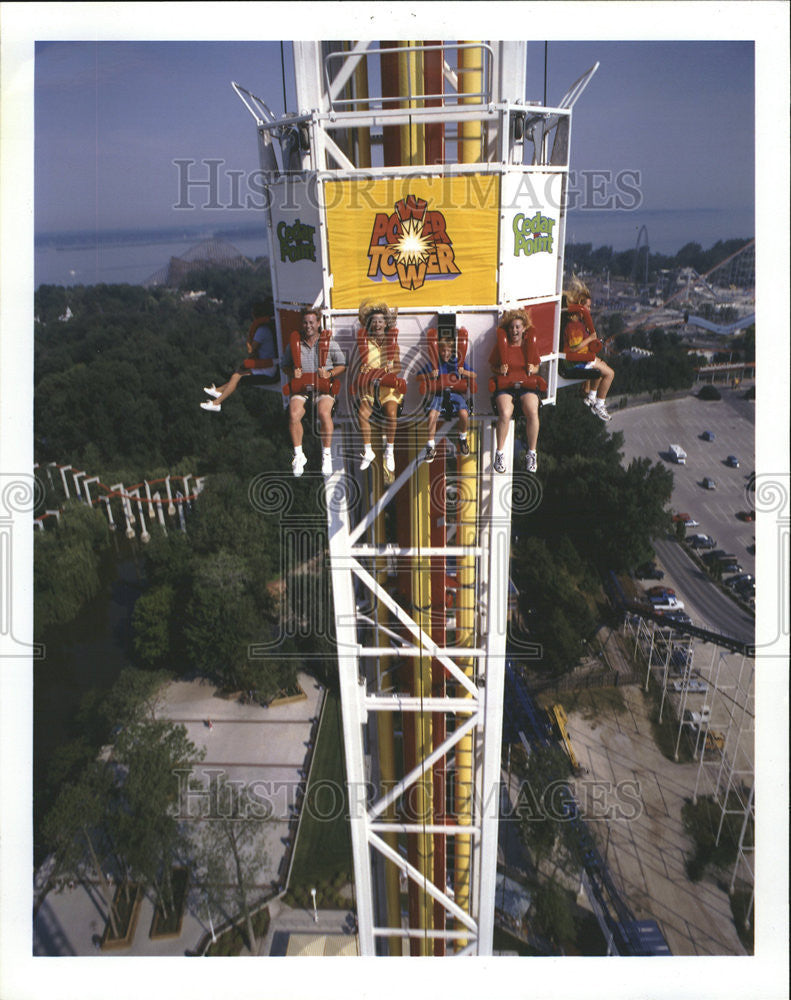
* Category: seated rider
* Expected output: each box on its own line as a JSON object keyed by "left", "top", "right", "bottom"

{"left": 562, "top": 277, "right": 614, "bottom": 422}
{"left": 281, "top": 308, "right": 347, "bottom": 477}
{"left": 423, "top": 335, "right": 475, "bottom": 463}
{"left": 355, "top": 301, "right": 404, "bottom": 481}
{"left": 201, "top": 301, "right": 279, "bottom": 412}
{"left": 489, "top": 308, "right": 543, "bottom": 474}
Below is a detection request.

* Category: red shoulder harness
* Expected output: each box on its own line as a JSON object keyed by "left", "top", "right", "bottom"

{"left": 241, "top": 315, "right": 276, "bottom": 369}
{"left": 352, "top": 326, "right": 406, "bottom": 396}
{"left": 563, "top": 303, "right": 602, "bottom": 362}
{"left": 488, "top": 327, "right": 547, "bottom": 394}
{"left": 418, "top": 327, "right": 477, "bottom": 396}
{"left": 282, "top": 329, "right": 340, "bottom": 397}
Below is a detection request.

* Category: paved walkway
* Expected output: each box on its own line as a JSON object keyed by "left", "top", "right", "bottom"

{"left": 258, "top": 900, "right": 358, "bottom": 956}
{"left": 565, "top": 683, "right": 748, "bottom": 956}
{"left": 33, "top": 673, "right": 324, "bottom": 956}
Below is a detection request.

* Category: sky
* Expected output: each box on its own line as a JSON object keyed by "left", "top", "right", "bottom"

{"left": 29, "top": 37, "right": 756, "bottom": 246}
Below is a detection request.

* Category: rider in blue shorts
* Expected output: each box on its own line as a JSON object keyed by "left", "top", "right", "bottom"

{"left": 423, "top": 336, "right": 475, "bottom": 462}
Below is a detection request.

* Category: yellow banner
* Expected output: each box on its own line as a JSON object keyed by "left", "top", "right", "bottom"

{"left": 324, "top": 175, "right": 499, "bottom": 309}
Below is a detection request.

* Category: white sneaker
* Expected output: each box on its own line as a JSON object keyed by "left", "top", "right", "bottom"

{"left": 584, "top": 394, "right": 597, "bottom": 409}
{"left": 292, "top": 452, "right": 307, "bottom": 477}
{"left": 593, "top": 400, "right": 611, "bottom": 422}
{"left": 384, "top": 451, "right": 395, "bottom": 474}
{"left": 321, "top": 452, "right": 333, "bottom": 476}
{"left": 494, "top": 451, "right": 506, "bottom": 474}
{"left": 200, "top": 400, "right": 221, "bottom": 412}
{"left": 203, "top": 385, "right": 222, "bottom": 399}
{"left": 360, "top": 449, "right": 375, "bottom": 471}
{"left": 525, "top": 450, "right": 538, "bottom": 473}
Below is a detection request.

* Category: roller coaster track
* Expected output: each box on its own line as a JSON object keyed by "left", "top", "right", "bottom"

{"left": 503, "top": 661, "right": 658, "bottom": 955}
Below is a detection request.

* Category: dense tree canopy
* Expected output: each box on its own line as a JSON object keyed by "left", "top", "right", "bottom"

{"left": 511, "top": 393, "right": 674, "bottom": 673}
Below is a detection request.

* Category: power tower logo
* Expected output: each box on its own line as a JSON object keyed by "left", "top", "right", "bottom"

{"left": 367, "top": 195, "right": 460, "bottom": 291}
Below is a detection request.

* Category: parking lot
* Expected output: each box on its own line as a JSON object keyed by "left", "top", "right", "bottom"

{"left": 610, "top": 386, "right": 756, "bottom": 579}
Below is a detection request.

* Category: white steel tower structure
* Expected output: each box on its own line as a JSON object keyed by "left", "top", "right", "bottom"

{"left": 235, "top": 40, "right": 596, "bottom": 956}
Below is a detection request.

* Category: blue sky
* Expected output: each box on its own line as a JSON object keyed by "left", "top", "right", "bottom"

{"left": 32, "top": 37, "right": 755, "bottom": 248}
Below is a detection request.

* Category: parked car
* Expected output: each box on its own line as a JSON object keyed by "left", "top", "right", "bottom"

{"left": 636, "top": 562, "right": 664, "bottom": 580}
{"left": 725, "top": 573, "right": 754, "bottom": 589}
{"left": 701, "top": 430, "right": 715, "bottom": 441}
{"left": 670, "top": 679, "right": 708, "bottom": 694}
{"left": 666, "top": 611, "right": 692, "bottom": 626}
{"left": 702, "top": 477, "right": 717, "bottom": 490}
{"left": 671, "top": 512, "right": 690, "bottom": 524}
{"left": 720, "top": 560, "right": 742, "bottom": 575}
{"left": 736, "top": 510, "right": 755, "bottom": 522}
{"left": 689, "top": 533, "right": 716, "bottom": 549}
{"left": 647, "top": 586, "right": 676, "bottom": 598}
{"left": 650, "top": 596, "right": 685, "bottom": 611}
{"left": 684, "top": 705, "right": 712, "bottom": 726}
{"left": 726, "top": 455, "right": 740, "bottom": 468}
{"left": 684, "top": 517, "right": 699, "bottom": 528}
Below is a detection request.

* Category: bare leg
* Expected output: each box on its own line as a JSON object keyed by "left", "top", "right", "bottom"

{"left": 495, "top": 393, "right": 514, "bottom": 451}
{"left": 357, "top": 398, "right": 373, "bottom": 447}
{"left": 520, "top": 392, "right": 540, "bottom": 451}
{"left": 214, "top": 372, "right": 244, "bottom": 404}
{"left": 457, "top": 407, "right": 469, "bottom": 434}
{"left": 427, "top": 408, "right": 439, "bottom": 440}
{"left": 382, "top": 400, "right": 398, "bottom": 446}
{"left": 316, "top": 396, "right": 335, "bottom": 449}
{"left": 288, "top": 396, "right": 307, "bottom": 448}
{"left": 591, "top": 359, "right": 614, "bottom": 398}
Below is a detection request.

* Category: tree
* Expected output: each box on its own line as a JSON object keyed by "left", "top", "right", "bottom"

{"left": 132, "top": 585, "right": 176, "bottom": 667}
{"left": 41, "top": 763, "right": 120, "bottom": 936}
{"left": 109, "top": 719, "right": 203, "bottom": 917}
{"left": 531, "top": 878, "right": 576, "bottom": 951}
{"left": 34, "top": 500, "right": 112, "bottom": 635}
{"left": 190, "top": 771, "right": 272, "bottom": 952}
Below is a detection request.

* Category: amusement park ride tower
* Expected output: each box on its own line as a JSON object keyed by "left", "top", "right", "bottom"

{"left": 234, "top": 40, "right": 597, "bottom": 956}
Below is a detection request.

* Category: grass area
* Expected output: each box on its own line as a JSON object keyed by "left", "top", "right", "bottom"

{"left": 641, "top": 686, "right": 694, "bottom": 763}
{"left": 150, "top": 867, "right": 188, "bottom": 937}
{"left": 288, "top": 690, "right": 353, "bottom": 888}
{"left": 205, "top": 906, "right": 270, "bottom": 956}
{"left": 553, "top": 686, "right": 628, "bottom": 721}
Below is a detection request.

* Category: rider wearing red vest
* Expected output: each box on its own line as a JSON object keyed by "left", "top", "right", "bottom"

{"left": 488, "top": 308, "right": 544, "bottom": 474}
{"left": 562, "top": 277, "right": 614, "bottom": 422}
{"left": 354, "top": 301, "right": 404, "bottom": 481}
{"left": 281, "top": 308, "right": 347, "bottom": 477}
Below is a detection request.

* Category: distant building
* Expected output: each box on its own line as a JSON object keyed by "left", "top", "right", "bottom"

{"left": 144, "top": 237, "right": 258, "bottom": 288}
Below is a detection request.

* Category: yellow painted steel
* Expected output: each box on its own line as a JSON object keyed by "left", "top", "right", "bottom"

{"left": 353, "top": 51, "right": 371, "bottom": 168}
{"left": 409, "top": 426, "right": 434, "bottom": 954}
{"left": 453, "top": 425, "right": 479, "bottom": 949}
{"left": 457, "top": 43, "right": 482, "bottom": 164}
{"left": 398, "top": 41, "right": 425, "bottom": 165}
{"left": 371, "top": 462, "right": 403, "bottom": 954}
{"left": 550, "top": 704, "right": 579, "bottom": 771}
{"left": 455, "top": 43, "right": 482, "bottom": 947}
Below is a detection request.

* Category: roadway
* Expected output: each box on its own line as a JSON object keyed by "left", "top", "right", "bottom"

{"left": 608, "top": 386, "right": 756, "bottom": 640}
{"left": 652, "top": 537, "right": 753, "bottom": 645}
{"left": 610, "top": 387, "right": 756, "bottom": 581}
